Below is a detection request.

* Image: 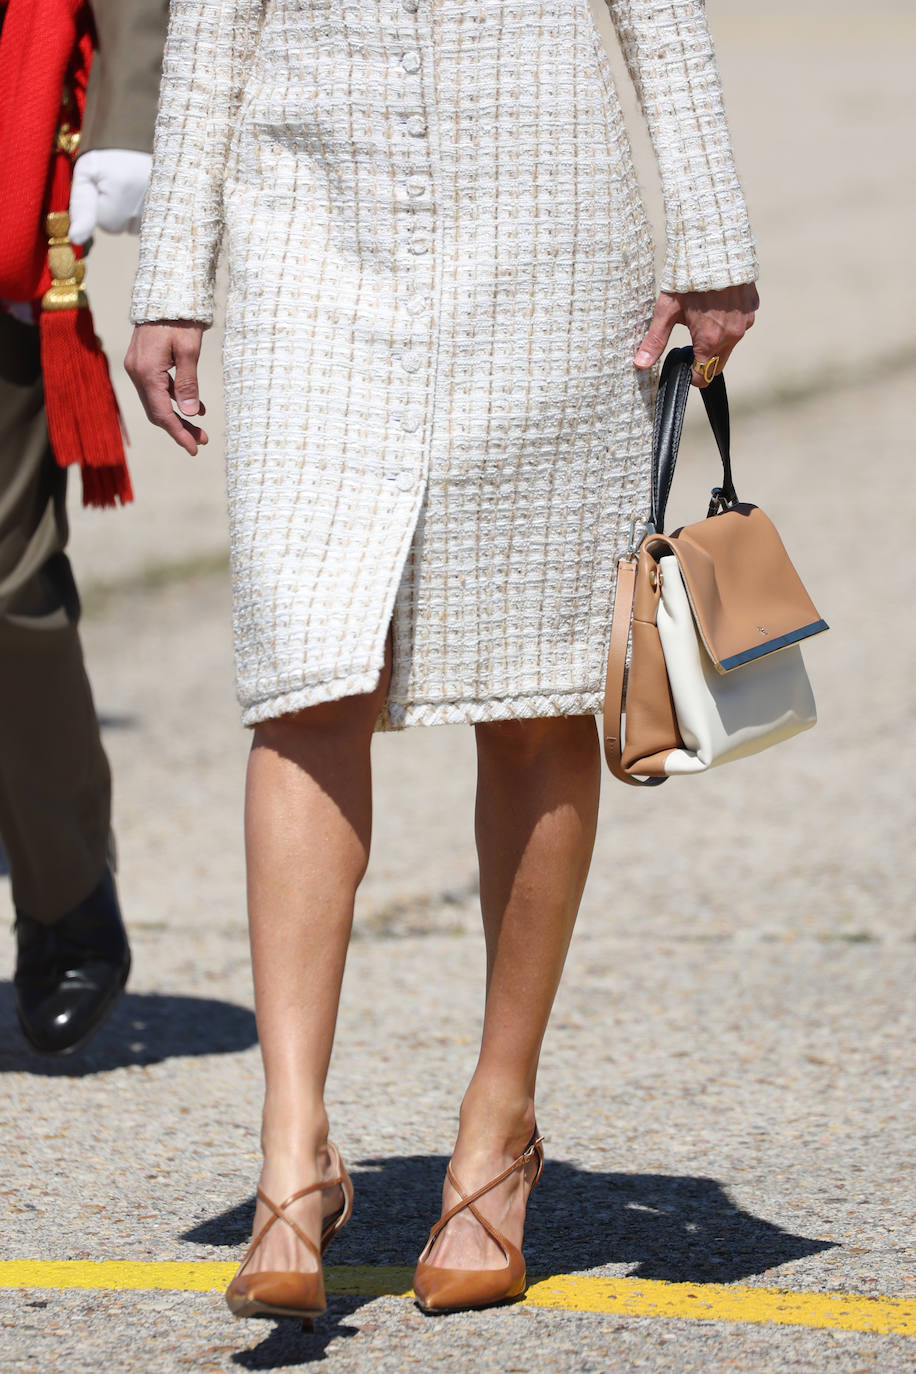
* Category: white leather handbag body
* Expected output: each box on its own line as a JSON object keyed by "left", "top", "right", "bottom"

{"left": 654, "top": 552, "right": 817, "bottom": 774}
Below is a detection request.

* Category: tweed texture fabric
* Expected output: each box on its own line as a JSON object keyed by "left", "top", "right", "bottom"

{"left": 132, "top": 0, "right": 757, "bottom": 729}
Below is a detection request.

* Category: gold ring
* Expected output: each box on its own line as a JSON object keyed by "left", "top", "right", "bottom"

{"left": 692, "top": 355, "right": 720, "bottom": 384}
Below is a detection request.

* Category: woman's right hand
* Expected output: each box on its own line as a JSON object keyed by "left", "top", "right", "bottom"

{"left": 125, "top": 321, "right": 208, "bottom": 455}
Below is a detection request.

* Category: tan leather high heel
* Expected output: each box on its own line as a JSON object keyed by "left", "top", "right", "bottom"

{"left": 413, "top": 1131, "right": 544, "bottom": 1313}
{"left": 225, "top": 1142, "right": 353, "bottom": 1324}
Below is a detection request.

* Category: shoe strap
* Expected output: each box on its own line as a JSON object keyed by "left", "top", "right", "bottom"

{"left": 424, "top": 1133, "right": 544, "bottom": 1260}
{"left": 278, "top": 1173, "right": 346, "bottom": 1212}
{"left": 236, "top": 1148, "right": 352, "bottom": 1281}
{"left": 232, "top": 1187, "right": 321, "bottom": 1282}
{"left": 442, "top": 1166, "right": 516, "bottom": 1266}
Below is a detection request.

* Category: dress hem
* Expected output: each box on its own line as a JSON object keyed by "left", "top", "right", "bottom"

{"left": 381, "top": 688, "right": 602, "bottom": 731}
{"left": 240, "top": 677, "right": 602, "bottom": 731}
{"left": 240, "top": 668, "right": 383, "bottom": 727}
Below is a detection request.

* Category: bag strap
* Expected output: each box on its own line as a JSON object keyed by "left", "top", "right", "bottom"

{"left": 651, "top": 346, "right": 737, "bottom": 533}
{"left": 602, "top": 557, "right": 666, "bottom": 788}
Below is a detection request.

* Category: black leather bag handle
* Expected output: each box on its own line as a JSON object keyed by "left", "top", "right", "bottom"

{"left": 650, "top": 346, "right": 737, "bottom": 534}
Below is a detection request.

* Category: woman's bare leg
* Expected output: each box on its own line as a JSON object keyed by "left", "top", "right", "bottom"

{"left": 427, "top": 714, "right": 601, "bottom": 1270}
{"left": 241, "top": 659, "right": 389, "bottom": 1275}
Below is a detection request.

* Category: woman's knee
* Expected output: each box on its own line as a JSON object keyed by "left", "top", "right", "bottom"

{"left": 254, "top": 680, "right": 384, "bottom": 757}
{"left": 476, "top": 714, "right": 597, "bottom": 767}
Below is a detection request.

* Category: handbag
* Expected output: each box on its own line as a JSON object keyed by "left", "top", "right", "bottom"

{"left": 603, "top": 346, "right": 828, "bottom": 786}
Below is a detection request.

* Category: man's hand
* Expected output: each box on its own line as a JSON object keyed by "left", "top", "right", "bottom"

{"left": 69, "top": 149, "right": 154, "bottom": 245}
{"left": 125, "top": 322, "right": 208, "bottom": 455}
{"left": 634, "top": 283, "right": 759, "bottom": 387}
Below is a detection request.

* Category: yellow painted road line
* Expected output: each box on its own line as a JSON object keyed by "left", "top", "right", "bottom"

{"left": 524, "top": 1275, "right": 916, "bottom": 1337}
{"left": 0, "top": 1263, "right": 913, "bottom": 1337}
{"left": 0, "top": 1262, "right": 407, "bottom": 1299}
{"left": 0, "top": 1261, "right": 239, "bottom": 1294}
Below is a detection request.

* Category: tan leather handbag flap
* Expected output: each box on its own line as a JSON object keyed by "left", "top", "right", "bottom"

{"left": 647, "top": 504, "right": 828, "bottom": 673}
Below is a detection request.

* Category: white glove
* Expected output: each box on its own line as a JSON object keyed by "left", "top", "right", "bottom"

{"left": 68, "top": 149, "right": 154, "bottom": 245}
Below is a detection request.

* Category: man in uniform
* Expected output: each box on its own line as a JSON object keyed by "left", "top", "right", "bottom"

{"left": 0, "top": 0, "right": 169, "bottom": 1053}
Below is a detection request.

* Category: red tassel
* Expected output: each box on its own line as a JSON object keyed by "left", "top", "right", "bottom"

{"left": 39, "top": 305, "right": 133, "bottom": 509}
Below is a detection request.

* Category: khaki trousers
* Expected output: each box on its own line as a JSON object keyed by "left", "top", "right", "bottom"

{"left": 0, "top": 312, "right": 111, "bottom": 923}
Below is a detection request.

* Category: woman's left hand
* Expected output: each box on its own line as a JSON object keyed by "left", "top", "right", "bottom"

{"left": 634, "top": 283, "right": 759, "bottom": 387}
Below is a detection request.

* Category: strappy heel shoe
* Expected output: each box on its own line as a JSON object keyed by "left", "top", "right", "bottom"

{"left": 413, "top": 1130, "right": 544, "bottom": 1313}
{"left": 225, "top": 1143, "right": 354, "bottom": 1325}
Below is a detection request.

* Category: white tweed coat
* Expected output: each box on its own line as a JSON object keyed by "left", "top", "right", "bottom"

{"left": 132, "top": 0, "right": 757, "bottom": 729}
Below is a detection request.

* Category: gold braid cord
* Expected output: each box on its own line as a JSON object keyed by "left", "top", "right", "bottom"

{"left": 42, "top": 97, "right": 85, "bottom": 312}
{"left": 42, "top": 210, "right": 87, "bottom": 312}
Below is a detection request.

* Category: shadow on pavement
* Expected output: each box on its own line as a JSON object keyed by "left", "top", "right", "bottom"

{"left": 0, "top": 983, "right": 257, "bottom": 1075}
{"left": 187, "top": 1153, "right": 835, "bottom": 1357}
{"left": 229, "top": 1301, "right": 364, "bottom": 1370}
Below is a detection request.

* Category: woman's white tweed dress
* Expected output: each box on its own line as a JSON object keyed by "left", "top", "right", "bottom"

{"left": 131, "top": 0, "right": 757, "bottom": 729}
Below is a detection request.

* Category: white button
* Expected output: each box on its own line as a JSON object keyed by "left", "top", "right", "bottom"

{"left": 402, "top": 51, "right": 421, "bottom": 74}
{"left": 402, "top": 0, "right": 419, "bottom": 11}
{"left": 402, "top": 407, "right": 423, "bottom": 433}
{"left": 406, "top": 293, "right": 429, "bottom": 316}
{"left": 406, "top": 176, "right": 427, "bottom": 198}
{"left": 405, "top": 115, "right": 426, "bottom": 138}
{"left": 396, "top": 470, "right": 416, "bottom": 491}
{"left": 401, "top": 350, "right": 421, "bottom": 374}
{"left": 409, "top": 234, "right": 430, "bottom": 255}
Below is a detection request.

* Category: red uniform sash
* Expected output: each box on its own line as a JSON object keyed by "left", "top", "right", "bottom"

{"left": 0, "top": 0, "right": 132, "bottom": 507}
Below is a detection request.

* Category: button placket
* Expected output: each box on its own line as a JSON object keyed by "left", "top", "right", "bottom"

{"left": 392, "top": 3, "right": 434, "bottom": 478}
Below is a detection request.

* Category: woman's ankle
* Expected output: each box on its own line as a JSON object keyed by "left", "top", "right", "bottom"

{"left": 260, "top": 1102, "right": 331, "bottom": 1167}
{"left": 456, "top": 1082, "right": 536, "bottom": 1159}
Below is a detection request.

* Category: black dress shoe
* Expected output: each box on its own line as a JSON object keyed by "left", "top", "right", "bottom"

{"left": 13, "top": 866, "right": 131, "bottom": 1055}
